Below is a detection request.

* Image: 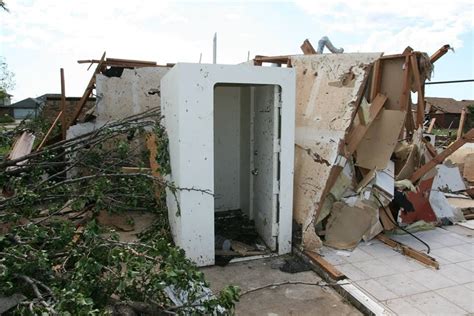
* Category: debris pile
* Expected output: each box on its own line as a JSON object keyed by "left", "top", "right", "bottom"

{"left": 253, "top": 41, "right": 473, "bottom": 252}
{"left": 0, "top": 105, "right": 240, "bottom": 314}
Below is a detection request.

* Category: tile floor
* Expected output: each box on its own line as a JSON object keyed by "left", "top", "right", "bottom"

{"left": 320, "top": 226, "right": 474, "bottom": 315}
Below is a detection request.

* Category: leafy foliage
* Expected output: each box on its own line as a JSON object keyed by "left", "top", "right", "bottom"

{"left": 0, "top": 109, "right": 240, "bottom": 314}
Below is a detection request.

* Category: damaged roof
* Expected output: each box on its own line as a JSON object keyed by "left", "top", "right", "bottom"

{"left": 426, "top": 97, "right": 474, "bottom": 114}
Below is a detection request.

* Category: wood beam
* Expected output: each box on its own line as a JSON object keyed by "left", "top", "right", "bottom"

{"left": 68, "top": 52, "right": 106, "bottom": 128}
{"left": 427, "top": 117, "right": 436, "bottom": 133}
{"left": 345, "top": 93, "right": 388, "bottom": 155}
{"left": 430, "top": 44, "right": 451, "bottom": 64}
{"left": 304, "top": 251, "right": 346, "bottom": 280}
{"left": 411, "top": 128, "right": 474, "bottom": 183}
{"left": 300, "top": 39, "right": 317, "bottom": 55}
{"left": 60, "top": 68, "right": 67, "bottom": 139}
{"left": 410, "top": 54, "right": 425, "bottom": 128}
{"left": 457, "top": 107, "right": 467, "bottom": 140}
{"left": 369, "top": 60, "right": 382, "bottom": 102}
{"left": 36, "top": 111, "right": 62, "bottom": 151}
{"left": 376, "top": 234, "right": 439, "bottom": 269}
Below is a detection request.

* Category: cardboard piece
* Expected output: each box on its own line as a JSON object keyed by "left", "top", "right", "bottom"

{"left": 356, "top": 109, "right": 406, "bottom": 170}
{"left": 325, "top": 201, "right": 378, "bottom": 249}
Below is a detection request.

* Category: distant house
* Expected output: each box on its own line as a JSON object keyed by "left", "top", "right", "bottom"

{"left": 0, "top": 93, "right": 14, "bottom": 117}
{"left": 9, "top": 97, "right": 42, "bottom": 119}
{"left": 425, "top": 97, "right": 473, "bottom": 129}
{"left": 4, "top": 94, "right": 95, "bottom": 121}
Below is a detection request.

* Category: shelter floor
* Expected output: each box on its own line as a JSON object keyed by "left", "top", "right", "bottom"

{"left": 320, "top": 225, "right": 474, "bottom": 315}
{"left": 201, "top": 256, "right": 361, "bottom": 316}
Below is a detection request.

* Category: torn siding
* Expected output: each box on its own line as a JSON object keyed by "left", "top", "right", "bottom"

{"left": 290, "top": 53, "right": 382, "bottom": 250}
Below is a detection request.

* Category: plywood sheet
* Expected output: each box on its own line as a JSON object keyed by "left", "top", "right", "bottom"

{"left": 379, "top": 57, "right": 405, "bottom": 110}
{"left": 463, "top": 153, "right": 474, "bottom": 182}
{"left": 325, "top": 201, "right": 378, "bottom": 249}
{"left": 290, "top": 53, "right": 382, "bottom": 249}
{"left": 355, "top": 109, "right": 406, "bottom": 170}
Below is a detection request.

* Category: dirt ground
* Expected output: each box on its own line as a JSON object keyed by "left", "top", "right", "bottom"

{"left": 201, "top": 256, "right": 362, "bottom": 316}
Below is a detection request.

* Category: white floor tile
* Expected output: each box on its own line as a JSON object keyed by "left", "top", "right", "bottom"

{"left": 336, "top": 263, "right": 370, "bottom": 281}
{"left": 406, "top": 292, "right": 467, "bottom": 315}
{"left": 355, "top": 279, "right": 398, "bottom": 301}
{"left": 406, "top": 268, "right": 457, "bottom": 290}
{"left": 353, "top": 259, "right": 398, "bottom": 279}
{"left": 450, "top": 244, "right": 474, "bottom": 258}
{"left": 430, "top": 247, "right": 472, "bottom": 263}
{"left": 438, "top": 263, "right": 474, "bottom": 285}
{"left": 456, "top": 260, "right": 474, "bottom": 272}
{"left": 378, "top": 253, "right": 426, "bottom": 273}
{"left": 436, "top": 285, "right": 474, "bottom": 313}
{"left": 375, "top": 274, "right": 429, "bottom": 297}
{"left": 358, "top": 243, "right": 397, "bottom": 258}
{"left": 344, "top": 247, "right": 375, "bottom": 263}
{"left": 385, "top": 297, "right": 427, "bottom": 316}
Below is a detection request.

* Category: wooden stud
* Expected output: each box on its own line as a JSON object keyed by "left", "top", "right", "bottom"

{"left": 146, "top": 133, "right": 162, "bottom": 200}
{"left": 400, "top": 55, "right": 411, "bottom": 112}
{"left": 36, "top": 111, "right": 63, "bottom": 151}
{"left": 300, "top": 39, "right": 317, "bottom": 55}
{"left": 411, "top": 129, "right": 474, "bottom": 183}
{"left": 410, "top": 54, "right": 425, "bottom": 128}
{"left": 422, "top": 138, "right": 437, "bottom": 158}
{"left": 376, "top": 234, "right": 439, "bottom": 269}
{"left": 345, "top": 93, "right": 388, "bottom": 155}
{"left": 68, "top": 52, "right": 106, "bottom": 128}
{"left": 60, "top": 68, "right": 67, "bottom": 139}
{"left": 457, "top": 107, "right": 467, "bottom": 140}
{"left": 427, "top": 117, "right": 436, "bottom": 133}
{"left": 369, "top": 60, "right": 382, "bottom": 102}
{"left": 430, "top": 44, "right": 451, "bottom": 64}
{"left": 304, "top": 251, "right": 346, "bottom": 280}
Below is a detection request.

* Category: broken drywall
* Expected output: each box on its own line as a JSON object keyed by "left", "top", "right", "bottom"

{"left": 291, "top": 53, "right": 382, "bottom": 250}
{"left": 95, "top": 67, "right": 169, "bottom": 121}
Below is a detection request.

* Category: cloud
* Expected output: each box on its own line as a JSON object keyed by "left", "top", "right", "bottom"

{"left": 293, "top": 0, "right": 474, "bottom": 53}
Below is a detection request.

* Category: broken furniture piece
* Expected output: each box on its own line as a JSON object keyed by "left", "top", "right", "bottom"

{"left": 161, "top": 63, "right": 295, "bottom": 266}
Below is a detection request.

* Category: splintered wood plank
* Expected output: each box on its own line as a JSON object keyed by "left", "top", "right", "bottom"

{"left": 376, "top": 234, "right": 439, "bottom": 269}
{"left": 146, "top": 133, "right": 162, "bottom": 200}
{"left": 400, "top": 55, "right": 411, "bottom": 112}
{"left": 369, "top": 59, "right": 382, "bottom": 102}
{"left": 427, "top": 118, "right": 436, "bottom": 133}
{"left": 355, "top": 108, "right": 406, "bottom": 170}
{"left": 430, "top": 44, "right": 451, "bottom": 64}
{"left": 300, "top": 39, "right": 317, "bottom": 55}
{"left": 36, "top": 111, "right": 62, "bottom": 151}
{"left": 60, "top": 68, "right": 67, "bottom": 139}
{"left": 304, "top": 250, "right": 346, "bottom": 280}
{"left": 69, "top": 52, "right": 106, "bottom": 127}
{"left": 457, "top": 108, "right": 467, "bottom": 140}
{"left": 410, "top": 54, "right": 425, "bottom": 128}
{"left": 411, "top": 129, "right": 474, "bottom": 183}
{"left": 345, "top": 93, "right": 387, "bottom": 155}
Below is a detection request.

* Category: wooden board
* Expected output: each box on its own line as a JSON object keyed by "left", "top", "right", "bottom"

{"left": 376, "top": 234, "right": 439, "bottom": 269}
{"left": 300, "top": 39, "right": 316, "bottom": 55}
{"left": 304, "top": 250, "right": 346, "bottom": 280}
{"left": 463, "top": 153, "right": 474, "bottom": 182}
{"left": 378, "top": 58, "right": 405, "bottom": 110}
{"left": 411, "top": 129, "right": 474, "bottom": 183}
{"left": 355, "top": 109, "right": 406, "bottom": 170}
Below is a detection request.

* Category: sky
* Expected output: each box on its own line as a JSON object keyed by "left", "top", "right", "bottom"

{"left": 1, "top": 0, "right": 473, "bottom": 102}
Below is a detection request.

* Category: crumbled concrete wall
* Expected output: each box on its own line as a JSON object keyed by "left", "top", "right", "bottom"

{"left": 290, "top": 53, "right": 382, "bottom": 250}
{"left": 95, "top": 67, "right": 170, "bottom": 121}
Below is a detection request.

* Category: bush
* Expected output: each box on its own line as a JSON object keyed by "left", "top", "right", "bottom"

{"left": 0, "top": 113, "right": 15, "bottom": 124}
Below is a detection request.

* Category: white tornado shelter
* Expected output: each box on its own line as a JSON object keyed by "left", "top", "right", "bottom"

{"left": 161, "top": 63, "right": 295, "bottom": 266}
